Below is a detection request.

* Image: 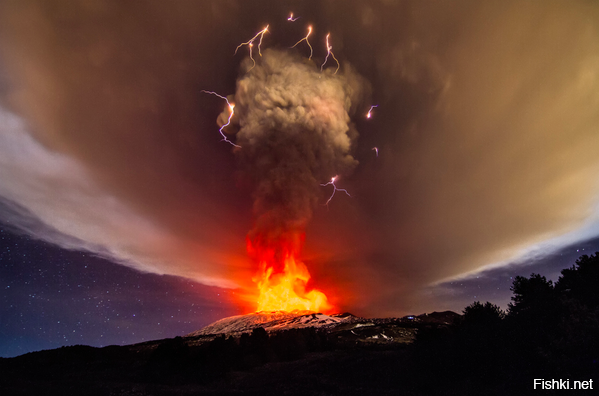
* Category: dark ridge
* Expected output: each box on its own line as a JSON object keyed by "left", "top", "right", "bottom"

{"left": 1, "top": 253, "right": 597, "bottom": 395}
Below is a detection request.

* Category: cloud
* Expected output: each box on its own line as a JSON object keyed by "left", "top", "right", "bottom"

{"left": 229, "top": 49, "right": 365, "bottom": 247}
{"left": 0, "top": 0, "right": 598, "bottom": 316}
{"left": 310, "top": 0, "right": 599, "bottom": 314}
{"left": 0, "top": 106, "right": 238, "bottom": 287}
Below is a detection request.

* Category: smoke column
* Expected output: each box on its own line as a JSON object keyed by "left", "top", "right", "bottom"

{"left": 217, "top": 49, "right": 365, "bottom": 312}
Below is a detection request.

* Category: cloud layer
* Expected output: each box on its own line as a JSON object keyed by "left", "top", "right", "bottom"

{"left": 1, "top": 0, "right": 599, "bottom": 315}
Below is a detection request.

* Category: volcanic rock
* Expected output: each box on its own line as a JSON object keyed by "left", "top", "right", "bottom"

{"left": 186, "top": 310, "right": 359, "bottom": 337}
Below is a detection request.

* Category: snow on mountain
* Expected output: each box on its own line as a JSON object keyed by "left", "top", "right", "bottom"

{"left": 186, "top": 311, "right": 357, "bottom": 337}
{"left": 264, "top": 312, "right": 354, "bottom": 331}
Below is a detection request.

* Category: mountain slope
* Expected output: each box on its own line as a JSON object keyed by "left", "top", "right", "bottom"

{"left": 186, "top": 311, "right": 358, "bottom": 337}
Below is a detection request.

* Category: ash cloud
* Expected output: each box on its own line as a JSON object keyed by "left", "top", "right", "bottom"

{"left": 0, "top": 105, "right": 238, "bottom": 287}
{"left": 224, "top": 50, "right": 365, "bottom": 252}
{"left": 0, "top": 0, "right": 599, "bottom": 317}
{"left": 0, "top": 0, "right": 250, "bottom": 289}
{"left": 312, "top": 0, "right": 599, "bottom": 314}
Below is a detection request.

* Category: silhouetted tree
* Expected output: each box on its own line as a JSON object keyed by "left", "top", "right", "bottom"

{"left": 504, "top": 273, "right": 561, "bottom": 380}
{"left": 251, "top": 327, "right": 269, "bottom": 350}
{"left": 550, "top": 253, "right": 599, "bottom": 376}
{"left": 555, "top": 252, "right": 599, "bottom": 309}
{"left": 508, "top": 274, "right": 555, "bottom": 316}
{"left": 462, "top": 301, "right": 505, "bottom": 327}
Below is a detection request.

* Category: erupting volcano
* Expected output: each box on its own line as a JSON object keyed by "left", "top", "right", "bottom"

{"left": 213, "top": 49, "right": 366, "bottom": 313}
{"left": 248, "top": 233, "right": 333, "bottom": 313}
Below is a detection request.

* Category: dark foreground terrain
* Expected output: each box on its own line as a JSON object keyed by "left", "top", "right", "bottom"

{"left": 2, "top": 253, "right": 598, "bottom": 395}
{"left": 0, "top": 313, "right": 454, "bottom": 396}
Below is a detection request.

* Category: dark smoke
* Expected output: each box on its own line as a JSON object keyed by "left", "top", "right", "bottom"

{"left": 221, "top": 49, "right": 367, "bottom": 255}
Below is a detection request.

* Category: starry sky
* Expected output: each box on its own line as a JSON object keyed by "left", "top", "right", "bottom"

{"left": 2, "top": 0, "right": 599, "bottom": 357}
{"left": 0, "top": 226, "right": 238, "bottom": 358}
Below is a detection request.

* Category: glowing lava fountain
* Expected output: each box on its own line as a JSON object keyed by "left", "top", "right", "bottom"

{"left": 211, "top": 49, "right": 365, "bottom": 315}
{"left": 248, "top": 235, "right": 333, "bottom": 313}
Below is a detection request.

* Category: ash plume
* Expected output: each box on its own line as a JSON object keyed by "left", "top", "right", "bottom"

{"left": 220, "top": 49, "right": 366, "bottom": 254}
{"left": 3, "top": 0, "right": 597, "bottom": 317}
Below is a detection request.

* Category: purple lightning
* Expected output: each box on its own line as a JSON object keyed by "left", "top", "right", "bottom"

{"left": 201, "top": 90, "right": 240, "bottom": 148}
{"left": 320, "top": 33, "right": 340, "bottom": 74}
{"left": 372, "top": 147, "right": 379, "bottom": 157}
{"left": 320, "top": 176, "right": 351, "bottom": 207}
{"left": 287, "top": 13, "right": 300, "bottom": 22}
{"left": 366, "top": 105, "right": 378, "bottom": 119}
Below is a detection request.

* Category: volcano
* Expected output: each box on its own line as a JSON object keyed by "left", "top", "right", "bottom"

{"left": 0, "top": 310, "right": 461, "bottom": 395}
{"left": 186, "top": 310, "right": 359, "bottom": 337}
{"left": 184, "top": 310, "right": 461, "bottom": 346}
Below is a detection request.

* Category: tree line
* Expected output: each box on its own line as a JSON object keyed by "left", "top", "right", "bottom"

{"left": 410, "top": 252, "right": 599, "bottom": 395}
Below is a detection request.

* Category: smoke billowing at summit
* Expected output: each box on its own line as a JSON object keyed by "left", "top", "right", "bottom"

{"left": 217, "top": 49, "right": 365, "bottom": 312}
{"left": 232, "top": 50, "right": 361, "bottom": 248}
{"left": 2, "top": 0, "right": 599, "bottom": 354}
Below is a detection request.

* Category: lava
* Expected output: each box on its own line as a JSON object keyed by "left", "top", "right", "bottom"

{"left": 247, "top": 235, "right": 333, "bottom": 313}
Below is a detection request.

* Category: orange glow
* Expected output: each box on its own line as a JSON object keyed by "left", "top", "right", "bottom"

{"left": 248, "top": 235, "right": 334, "bottom": 313}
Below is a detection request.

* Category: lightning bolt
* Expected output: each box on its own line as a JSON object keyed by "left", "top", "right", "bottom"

{"left": 287, "top": 12, "right": 300, "bottom": 22}
{"left": 372, "top": 147, "right": 379, "bottom": 157}
{"left": 291, "top": 26, "right": 313, "bottom": 60}
{"left": 366, "top": 105, "right": 378, "bottom": 119}
{"left": 234, "top": 25, "right": 269, "bottom": 71}
{"left": 320, "top": 176, "right": 351, "bottom": 207}
{"left": 201, "top": 90, "right": 241, "bottom": 148}
{"left": 320, "top": 33, "right": 340, "bottom": 74}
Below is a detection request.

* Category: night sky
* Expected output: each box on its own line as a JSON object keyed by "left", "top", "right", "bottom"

{"left": 0, "top": 225, "right": 238, "bottom": 358}
{"left": 2, "top": 0, "right": 599, "bottom": 357}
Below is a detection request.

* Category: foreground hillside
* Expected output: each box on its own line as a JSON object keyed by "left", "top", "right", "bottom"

{"left": 0, "top": 311, "right": 458, "bottom": 396}
{"left": 1, "top": 253, "right": 597, "bottom": 395}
